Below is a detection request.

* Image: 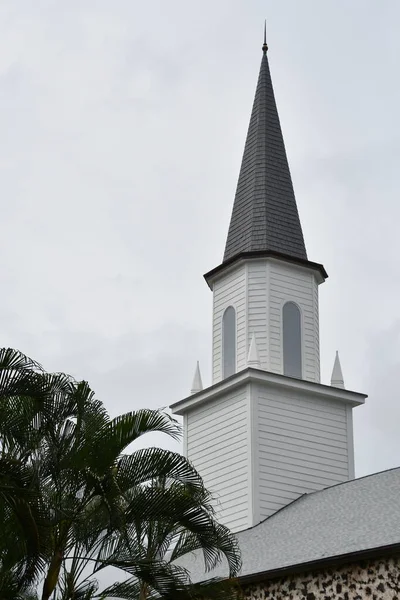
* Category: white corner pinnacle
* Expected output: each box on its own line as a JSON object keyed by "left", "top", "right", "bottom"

{"left": 191, "top": 361, "right": 203, "bottom": 395}
{"left": 331, "top": 351, "right": 345, "bottom": 389}
{"left": 247, "top": 333, "right": 261, "bottom": 369}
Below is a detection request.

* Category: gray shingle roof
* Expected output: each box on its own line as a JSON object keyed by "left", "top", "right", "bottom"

{"left": 223, "top": 50, "right": 307, "bottom": 263}
{"left": 177, "top": 468, "right": 400, "bottom": 582}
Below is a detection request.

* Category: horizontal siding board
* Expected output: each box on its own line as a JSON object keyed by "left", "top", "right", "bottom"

{"left": 219, "top": 507, "right": 248, "bottom": 523}
{"left": 188, "top": 437, "right": 246, "bottom": 462}
{"left": 270, "top": 268, "right": 312, "bottom": 285}
{"left": 207, "top": 485, "right": 249, "bottom": 504}
{"left": 212, "top": 264, "right": 246, "bottom": 383}
{"left": 270, "top": 287, "right": 313, "bottom": 304}
{"left": 259, "top": 411, "right": 347, "bottom": 435}
{"left": 257, "top": 485, "right": 299, "bottom": 502}
{"left": 188, "top": 392, "right": 246, "bottom": 417}
{"left": 218, "top": 503, "right": 248, "bottom": 518}
{"left": 259, "top": 474, "right": 327, "bottom": 495}
{"left": 257, "top": 384, "right": 350, "bottom": 520}
{"left": 188, "top": 428, "right": 247, "bottom": 453}
{"left": 314, "top": 275, "right": 319, "bottom": 383}
{"left": 215, "top": 494, "right": 249, "bottom": 512}
{"left": 259, "top": 454, "right": 348, "bottom": 478}
{"left": 188, "top": 413, "right": 246, "bottom": 438}
{"left": 259, "top": 426, "right": 347, "bottom": 451}
{"left": 214, "top": 295, "right": 245, "bottom": 310}
{"left": 214, "top": 281, "right": 246, "bottom": 299}
{"left": 196, "top": 457, "right": 248, "bottom": 479}
{"left": 188, "top": 436, "right": 247, "bottom": 459}
{"left": 188, "top": 414, "right": 245, "bottom": 435}
{"left": 259, "top": 420, "right": 347, "bottom": 444}
{"left": 259, "top": 402, "right": 346, "bottom": 426}
{"left": 203, "top": 471, "right": 248, "bottom": 489}
{"left": 214, "top": 268, "right": 246, "bottom": 286}
{"left": 188, "top": 401, "right": 247, "bottom": 424}
{"left": 259, "top": 464, "right": 342, "bottom": 487}
{"left": 260, "top": 395, "right": 346, "bottom": 421}
{"left": 214, "top": 292, "right": 245, "bottom": 309}
{"left": 263, "top": 393, "right": 346, "bottom": 415}
{"left": 268, "top": 262, "right": 319, "bottom": 382}
{"left": 187, "top": 388, "right": 248, "bottom": 532}
{"left": 247, "top": 263, "right": 268, "bottom": 369}
{"left": 270, "top": 279, "right": 314, "bottom": 295}
{"left": 214, "top": 284, "right": 245, "bottom": 300}
{"left": 260, "top": 444, "right": 348, "bottom": 468}
{"left": 188, "top": 399, "right": 246, "bottom": 428}
{"left": 262, "top": 435, "right": 348, "bottom": 460}
{"left": 260, "top": 409, "right": 347, "bottom": 434}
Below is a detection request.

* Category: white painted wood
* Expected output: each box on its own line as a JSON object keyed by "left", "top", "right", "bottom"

{"left": 247, "top": 262, "right": 268, "bottom": 369}
{"left": 174, "top": 250, "right": 366, "bottom": 533}
{"left": 267, "top": 260, "right": 320, "bottom": 382}
{"left": 256, "top": 383, "right": 351, "bottom": 520}
{"left": 183, "top": 414, "right": 188, "bottom": 458}
{"left": 186, "top": 386, "right": 249, "bottom": 533}
{"left": 313, "top": 279, "right": 320, "bottom": 380}
{"left": 246, "top": 382, "right": 255, "bottom": 527}
{"left": 212, "top": 264, "right": 247, "bottom": 383}
{"left": 190, "top": 361, "right": 203, "bottom": 394}
{"left": 346, "top": 405, "right": 355, "bottom": 479}
{"left": 211, "top": 256, "right": 321, "bottom": 384}
{"left": 171, "top": 368, "right": 366, "bottom": 416}
{"left": 249, "top": 381, "right": 260, "bottom": 525}
{"left": 331, "top": 351, "right": 345, "bottom": 388}
{"left": 247, "top": 333, "right": 261, "bottom": 368}
{"left": 173, "top": 370, "right": 365, "bottom": 533}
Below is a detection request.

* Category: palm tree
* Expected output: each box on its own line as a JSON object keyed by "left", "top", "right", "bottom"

{"left": 0, "top": 348, "right": 53, "bottom": 598}
{"left": 95, "top": 478, "right": 242, "bottom": 599}
{"left": 0, "top": 349, "right": 241, "bottom": 599}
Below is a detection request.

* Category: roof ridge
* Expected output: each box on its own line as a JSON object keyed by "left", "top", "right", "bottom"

{"left": 310, "top": 465, "right": 400, "bottom": 494}
{"left": 236, "top": 465, "right": 400, "bottom": 534}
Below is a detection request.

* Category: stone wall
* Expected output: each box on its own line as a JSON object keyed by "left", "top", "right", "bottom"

{"left": 244, "top": 556, "right": 400, "bottom": 600}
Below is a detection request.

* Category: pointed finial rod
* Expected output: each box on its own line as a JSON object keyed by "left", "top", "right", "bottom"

{"left": 262, "top": 20, "right": 268, "bottom": 54}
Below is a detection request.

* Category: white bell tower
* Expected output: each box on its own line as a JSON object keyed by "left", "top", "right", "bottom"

{"left": 171, "top": 39, "right": 366, "bottom": 534}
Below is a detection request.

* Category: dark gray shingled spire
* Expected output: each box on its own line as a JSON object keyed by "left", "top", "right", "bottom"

{"left": 223, "top": 31, "right": 307, "bottom": 263}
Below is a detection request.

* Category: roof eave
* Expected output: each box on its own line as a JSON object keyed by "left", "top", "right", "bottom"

{"left": 204, "top": 250, "right": 328, "bottom": 290}
{"left": 170, "top": 367, "right": 366, "bottom": 415}
{"left": 238, "top": 543, "right": 400, "bottom": 586}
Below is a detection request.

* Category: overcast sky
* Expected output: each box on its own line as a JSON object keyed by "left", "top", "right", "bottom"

{"left": 0, "top": 0, "right": 399, "bottom": 494}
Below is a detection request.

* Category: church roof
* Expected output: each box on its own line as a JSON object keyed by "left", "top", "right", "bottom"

{"left": 177, "top": 467, "right": 400, "bottom": 582}
{"left": 223, "top": 39, "right": 307, "bottom": 264}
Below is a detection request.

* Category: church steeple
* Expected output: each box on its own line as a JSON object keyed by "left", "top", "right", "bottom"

{"left": 224, "top": 31, "right": 307, "bottom": 263}
{"left": 171, "top": 34, "right": 366, "bottom": 535}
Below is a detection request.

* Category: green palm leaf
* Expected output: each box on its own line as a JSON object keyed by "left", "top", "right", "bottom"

{"left": 0, "top": 348, "right": 241, "bottom": 600}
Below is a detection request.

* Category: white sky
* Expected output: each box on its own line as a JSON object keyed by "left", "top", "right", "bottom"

{"left": 0, "top": 0, "right": 399, "bottom": 512}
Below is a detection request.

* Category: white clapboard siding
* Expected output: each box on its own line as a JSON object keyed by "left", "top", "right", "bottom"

{"left": 268, "top": 261, "right": 320, "bottom": 382}
{"left": 313, "top": 280, "right": 320, "bottom": 380}
{"left": 256, "top": 385, "right": 349, "bottom": 520}
{"left": 186, "top": 388, "right": 249, "bottom": 532}
{"left": 247, "top": 262, "right": 268, "bottom": 369}
{"left": 212, "top": 264, "right": 246, "bottom": 383}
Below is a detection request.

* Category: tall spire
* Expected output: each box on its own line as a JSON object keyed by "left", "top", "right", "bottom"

{"left": 223, "top": 35, "right": 307, "bottom": 263}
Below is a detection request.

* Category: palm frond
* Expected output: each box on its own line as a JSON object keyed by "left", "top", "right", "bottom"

{"left": 0, "top": 347, "right": 241, "bottom": 600}
{"left": 117, "top": 448, "right": 204, "bottom": 491}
